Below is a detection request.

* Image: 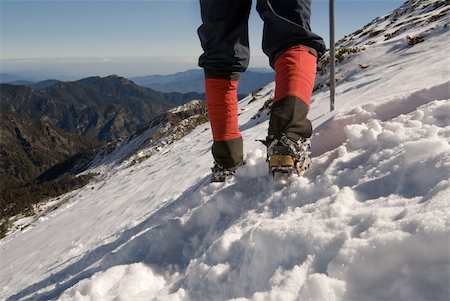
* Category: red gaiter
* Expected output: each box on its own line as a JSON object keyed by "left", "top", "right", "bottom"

{"left": 205, "top": 78, "right": 241, "bottom": 141}
{"left": 274, "top": 45, "right": 317, "bottom": 106}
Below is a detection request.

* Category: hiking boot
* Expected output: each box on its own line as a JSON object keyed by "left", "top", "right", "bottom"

{"left": 266, "top": 134, "right": 311, "bottom": 176}
{"left": 210, "top": 161, "right": 244, "bottom": 183}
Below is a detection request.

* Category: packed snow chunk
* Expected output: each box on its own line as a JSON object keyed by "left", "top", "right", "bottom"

{"left": 235, "top": 148, "right": 268, "bottom": 179}
{"left": 421, "top": 100, "right": 450, "bottom": 127}
{"left": 328, "top": 186, "right": 360, "bottom": 217}
{"left": 297, "top": 273, "right": 345, "bottom": 301}
{"left": 217, "top": 225, "right": 243, "bottom": 252}
{"left": 244, "top": 257, "right": 312, "bottom": 301}
{"left": 58, "top": 263, "right": 166, "bottom": 301}
{"left": 344, "top": 120, "right": 382, "bottom": 150}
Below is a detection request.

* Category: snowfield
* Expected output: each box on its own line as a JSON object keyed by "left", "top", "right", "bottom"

{"left": 1, "top": 1, "right": 449, "bottom": 300}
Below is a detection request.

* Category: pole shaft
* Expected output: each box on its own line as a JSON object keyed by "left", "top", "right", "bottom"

{"left": 329, "top": 0, "right": 336, "bottom": 111}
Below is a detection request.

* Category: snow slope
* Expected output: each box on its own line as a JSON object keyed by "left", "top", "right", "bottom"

{"left": 1, "top": 1, "right": 449, "bottom": 300}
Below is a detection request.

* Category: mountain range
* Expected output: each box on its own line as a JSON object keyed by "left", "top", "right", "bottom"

{"left": 1, "top": 75, "right": 204, "bottom": 142}
{"left": 131, "top": 68, "right": 274, "bottom": 95}
{"left": 1, "top": 68, "right": 275, "bottom": 96}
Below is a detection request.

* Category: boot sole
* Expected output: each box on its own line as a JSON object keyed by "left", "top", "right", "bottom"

{"left": 269, "top": 155, "right": 295, "bottom": 176}
{"left": 268, "top": 155, "right": 309, "bottom": 176}
{"left": 268, "top": 155, "right": 295, "bottom": 168}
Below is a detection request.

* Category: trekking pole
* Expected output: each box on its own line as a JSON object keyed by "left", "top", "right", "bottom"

{"left": 329, "top": 0, "right": 336, "bottom": 111}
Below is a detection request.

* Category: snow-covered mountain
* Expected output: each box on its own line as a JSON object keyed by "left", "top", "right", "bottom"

{"left": 1, "top": 0, "right": 449, "bottom": 300}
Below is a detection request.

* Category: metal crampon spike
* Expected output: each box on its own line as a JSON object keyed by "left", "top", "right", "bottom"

{"left": 266, "top": 135, "right": 311, "bottom": 177}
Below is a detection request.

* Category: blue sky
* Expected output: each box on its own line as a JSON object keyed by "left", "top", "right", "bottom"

{"left": 0, "top": 0, "right": 404, "bottom": 79}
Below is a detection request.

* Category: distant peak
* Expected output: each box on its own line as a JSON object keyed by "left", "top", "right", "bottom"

{"left": 105, "top": 75, "right": 132, "bottom": 83}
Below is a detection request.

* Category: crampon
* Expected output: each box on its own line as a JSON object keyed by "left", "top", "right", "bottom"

{"left": 265, "top": 135, "right": 311, "bottom": 177}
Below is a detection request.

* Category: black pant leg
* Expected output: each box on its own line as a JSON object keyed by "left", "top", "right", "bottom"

{"left": 198, "top": 0, "right": 253, "bottom": 73}
{"left": 256, "top": 0, "right": 326, "bottom": 66}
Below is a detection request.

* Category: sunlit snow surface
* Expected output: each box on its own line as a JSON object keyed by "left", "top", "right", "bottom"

{"left": 1, "top": 2, "right": 450, "bottom": 301}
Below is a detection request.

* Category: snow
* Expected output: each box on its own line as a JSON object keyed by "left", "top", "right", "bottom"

{"left": 1, "top": 1, "right": 450, "bottom": 300}
{"left": 58, "top": 263, "right": 168, "bottom": 301}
